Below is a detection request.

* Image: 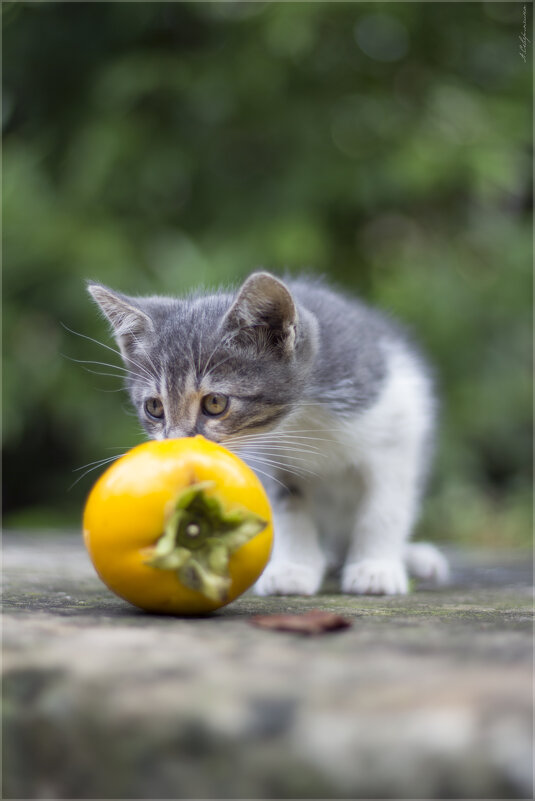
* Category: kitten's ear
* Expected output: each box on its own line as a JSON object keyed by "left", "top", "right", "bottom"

{"left": 87, "top": 282, "right": 154, "bottom": 355}
{"left": 222, "top": 272, "right": 297, "bottom": 356}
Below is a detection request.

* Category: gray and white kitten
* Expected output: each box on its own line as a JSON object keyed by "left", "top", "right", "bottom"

{"left": 88, "top": 272, "right": 449, "bottom": 595}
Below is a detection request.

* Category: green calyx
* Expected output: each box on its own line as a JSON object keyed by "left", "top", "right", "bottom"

{"left": 145, "top": 481, "right": 268, "bottom": 603}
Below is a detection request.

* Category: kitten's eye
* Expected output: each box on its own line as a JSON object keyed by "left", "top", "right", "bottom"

{"left": 201, "top": 393, "right": 229, "bottom": 417}
{"left": 144, "top": 397, "right": 164, "bottom": 420}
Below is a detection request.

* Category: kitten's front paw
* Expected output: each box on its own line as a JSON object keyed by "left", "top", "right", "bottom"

{"left": 404, "top": 543, "right": 450, "bottom": 585}
{"left": 253, "top": 563, "right": 322, "bottom": 596}
{"left": 342, "top": 559, "right": 408, "bottom": 595}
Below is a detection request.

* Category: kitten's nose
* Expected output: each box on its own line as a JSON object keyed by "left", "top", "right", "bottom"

{"left": 164, "top": 426, "right": 190, "bottom": 440}
{"left": 165, "top": 424, "right": 205, "bottom": 440}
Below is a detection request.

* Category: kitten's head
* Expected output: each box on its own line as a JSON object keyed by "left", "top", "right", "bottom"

{"left": 87, "top": 272, "right": 317, "bottom": 445}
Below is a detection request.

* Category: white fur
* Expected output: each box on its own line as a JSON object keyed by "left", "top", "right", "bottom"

{"left": 253, "top": 343, "right": 446, "bottom": 596}
{"left": 404, "top": 542, "right": 450, "bottom": 585}
{"left": 254, "top": 499, "right": 327, "bottom": 596}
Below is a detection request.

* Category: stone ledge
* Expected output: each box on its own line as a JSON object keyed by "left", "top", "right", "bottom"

{"left": 2, "top": 533, "right": 533, "bottom": 799}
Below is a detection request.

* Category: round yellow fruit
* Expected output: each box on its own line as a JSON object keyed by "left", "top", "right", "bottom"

{"left": 83, "top": 436, "right": 273, "bottom": 614}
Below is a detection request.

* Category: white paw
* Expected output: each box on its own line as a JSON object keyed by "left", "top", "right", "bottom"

{"left": 404, "top": 543, "right": 450, "bottom": 585}
{"left": 342, "top": 558, "right": 409, "bottom": 595}
{"left": 253, "top": 562, "right": 323, "bottom": 596}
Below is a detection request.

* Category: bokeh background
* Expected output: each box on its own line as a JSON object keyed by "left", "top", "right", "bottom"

{"left": 3, "top": 1, "right": 532, "bottom": 546}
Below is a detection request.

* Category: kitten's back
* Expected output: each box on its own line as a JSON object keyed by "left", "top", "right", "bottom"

{"left": 288, "top": 276, "right": 430, "bottom": 415}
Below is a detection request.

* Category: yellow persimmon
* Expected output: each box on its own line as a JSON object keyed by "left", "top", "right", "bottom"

{"left": 83, "top": 436, "right": 273, "bottom": 614}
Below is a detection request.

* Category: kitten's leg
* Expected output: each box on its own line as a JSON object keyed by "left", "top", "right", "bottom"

{"left": 254, "top": 485, "right": 326, "bottom": 596}
{"left": 342, "top": 448, "right": 421, "bottom": 596}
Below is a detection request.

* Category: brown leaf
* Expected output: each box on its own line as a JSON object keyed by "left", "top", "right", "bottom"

{"left": 249, "top": 609, "right": 352, "bottom": 635}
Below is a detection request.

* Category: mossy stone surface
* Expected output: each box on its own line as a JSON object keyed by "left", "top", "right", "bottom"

{"left": 3, "top": 533, "right": 533, "bottom": 799}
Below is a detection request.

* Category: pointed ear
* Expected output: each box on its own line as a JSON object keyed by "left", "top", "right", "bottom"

{"left": 222, "top": 272, "right": 297, "bottom": 356}
{"left": 87, "top": 282, "right": 154, "bottom": 356}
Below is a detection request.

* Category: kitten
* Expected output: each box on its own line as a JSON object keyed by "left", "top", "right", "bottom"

{"left": 87, "top": 272, "right": 449, "bottom": 595}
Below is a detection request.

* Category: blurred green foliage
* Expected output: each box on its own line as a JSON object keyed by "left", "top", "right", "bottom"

{"left": 2, "top": 2, "right": 532, "bottom": 545}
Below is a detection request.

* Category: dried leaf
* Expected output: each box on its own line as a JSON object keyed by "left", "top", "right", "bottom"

{"left": 250, "top": 609, "right": 352, "bottom": 635}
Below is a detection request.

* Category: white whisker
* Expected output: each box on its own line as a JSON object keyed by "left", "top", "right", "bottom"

{"left": 227, "top": 441, "right": 323, "bottom": 459}
{"left": 63, "top": 356, "right": 153, "bottom": 384}
{"left": 197, "top": 324, "right": 204, "bottom": 376}
{"left": 239, "top": 462, "right": 290, "bottom": 491}
{"left": 225, "top": 431, "right": 339, "bottom": 447}
{"left": 62, "top": 323, "right": 156, "bottom": 382}
{"left": 201, "top": 332, "right": 231, "bottom": 380}
{"left": 129, "top": 332, "right": 160, "bottom": 381}
{"left": 202, "top": 353, "right": 236, "bottom": 381}
{"left": 240, "top": 452, "right": 319, "bottom": 480}
{"left": 77, "top": 367, "right": 152, "bottom": 386}
{"left": 185, "top": 338, "right": 196, "bottom": 376}
{"left": 69, "top": 453, "right": 126, "bottom": 489}
{"left": 226, "top": 433, "right": 324, "bottom": 447}
{"left": 200, "top": 322, "right": 253, "bottom": 379}
{"left": 72, "top": 455, "right": 123, "bottom": 472}
{"left": 61, "top": 324, "right": 125, "bottom": 362}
